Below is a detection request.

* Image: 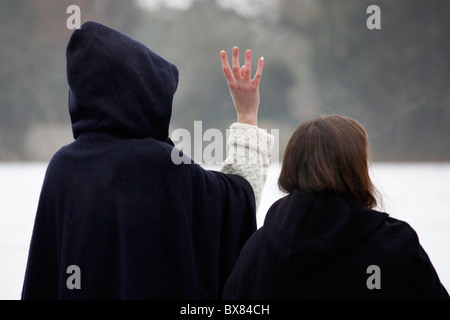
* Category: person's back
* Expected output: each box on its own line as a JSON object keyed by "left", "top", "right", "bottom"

{"left": 223, "top": 115, "right": 449, "bottom": 300}
{"left": 27, "top": 133, "right": 253, "bottom": 299}
{"left": 22, "top": 22, "right": 271, "bottom": 299}
{"left": 224, "top": 189, "right": 449, "bottom": 299}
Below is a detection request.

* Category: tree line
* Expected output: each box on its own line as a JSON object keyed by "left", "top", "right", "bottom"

{"left": 0, "top": 0, "right": 448, "bottom": 161}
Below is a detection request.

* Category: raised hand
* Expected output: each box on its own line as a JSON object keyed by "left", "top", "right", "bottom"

{"left": 220, "top": 47, "right": 264, "bottom": 126}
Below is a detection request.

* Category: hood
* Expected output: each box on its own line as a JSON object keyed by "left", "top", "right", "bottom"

{"left": 263, "top": 189, "right": 388, "bottom": 273}
{"left": 66, "top": 21, "right": 179, "bottom": 141}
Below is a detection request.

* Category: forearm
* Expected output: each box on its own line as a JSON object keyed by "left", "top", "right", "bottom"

{"left": 220, "top": 122, "right": 274, "bottom": 210}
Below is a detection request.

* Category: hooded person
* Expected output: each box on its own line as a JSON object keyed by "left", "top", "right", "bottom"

{"left": 21, "top": 21, "right": 273, "bottom": 300}
{"left": 223, "top": 115, "right": 449, "bottom": 300}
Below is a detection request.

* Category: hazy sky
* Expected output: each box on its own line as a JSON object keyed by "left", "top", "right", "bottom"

{"left": 137, "top": 0, "right": 279, "bottom": 18}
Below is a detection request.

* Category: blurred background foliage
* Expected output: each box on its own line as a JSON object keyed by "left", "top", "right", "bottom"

{"left": 0, "top": 0, "right": 449, "bottom": 161}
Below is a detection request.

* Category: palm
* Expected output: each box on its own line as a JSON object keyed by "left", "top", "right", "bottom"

{"left": 220, "top": 47, "right": 264, "bottom": 126}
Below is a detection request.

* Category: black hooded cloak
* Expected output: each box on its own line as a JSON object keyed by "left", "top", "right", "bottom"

{"left": 223, "top": 189, "right": 449, "bottom": 299}
{"left": 22, "top": 21, "right": 256, "bottom": 300}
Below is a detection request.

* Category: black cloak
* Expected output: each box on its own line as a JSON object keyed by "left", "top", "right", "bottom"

{"left": 223, "top": 189, "right": 449, "bottom": 299}
{"left": 22, "top": 21, "right": 256, "bottom": 300}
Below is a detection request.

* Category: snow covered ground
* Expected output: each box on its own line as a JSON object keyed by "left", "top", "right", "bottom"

{"left": 1, "top": 162, "right": 449, "bottom": 299}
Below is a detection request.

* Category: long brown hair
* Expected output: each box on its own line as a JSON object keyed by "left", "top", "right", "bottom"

{"left": 278, "top": 115, "right": 379, "bottom": 208}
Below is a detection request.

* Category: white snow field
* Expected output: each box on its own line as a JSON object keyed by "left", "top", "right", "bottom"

{"left": 1, "top": 162, "right": 449, "bottom": 299}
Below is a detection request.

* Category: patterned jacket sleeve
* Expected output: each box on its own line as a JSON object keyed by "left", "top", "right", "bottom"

{"left": 220, "top": 122, "right": 275, "bottom": 210}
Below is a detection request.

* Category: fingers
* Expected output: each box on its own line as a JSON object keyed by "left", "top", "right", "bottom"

{"left": 244, "top": 49, "right": 252, "bottom": 80}
{"left": 221, "top": 47, "right": 264, "bottom": 84}
{"left": 253, "top": 56, "right": 264, "bottom": 86}
{"left": 231, "top": 46, "right": 240, "bottom": 78}
{"left": 220, "top": 50, "right": 234, "bottom": 83}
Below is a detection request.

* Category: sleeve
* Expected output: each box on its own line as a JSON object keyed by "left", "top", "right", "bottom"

{"left": 401, "top": 221, "right": 450, "bottom": 300}
{"left": 220, "top": 122, "right": 275, "bottom": 210}
{"left": 416, "top": 243, "right": 450, "bottom": 299}
{"left": 169, "top": 152, "right": 258, "bottom": 298}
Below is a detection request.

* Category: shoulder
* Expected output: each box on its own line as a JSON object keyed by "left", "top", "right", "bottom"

{"left": 241, "top": 227, "right": 266, "bottom": 251}
{"left": 382, "top": 215, "right": 420, "bottom": 243}
{"left": 367, "top": 215, "right": 422, "bottom": 267}
{"left": 234, "top": 226, "right": 274, "bottom": 270}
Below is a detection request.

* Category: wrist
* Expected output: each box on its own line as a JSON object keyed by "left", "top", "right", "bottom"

{"left": 237, "top": 113, "right": 258, "bottom": 126}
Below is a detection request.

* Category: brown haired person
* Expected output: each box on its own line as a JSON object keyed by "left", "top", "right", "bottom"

{"left": 223, "top": 115, "right": 449, "bottom": 299}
